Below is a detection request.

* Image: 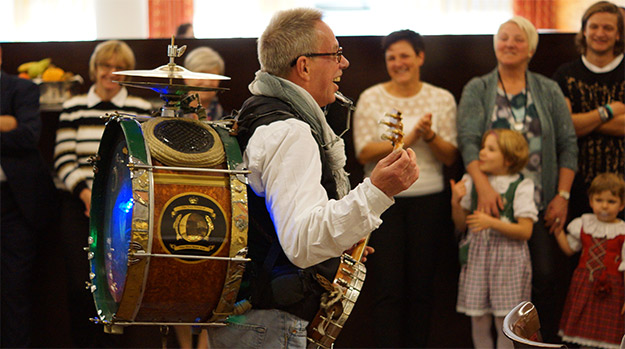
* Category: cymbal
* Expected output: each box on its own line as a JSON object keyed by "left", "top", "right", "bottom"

{"left": 114, "top": 81, "right": 229, "bottom": 95}
{"left": 113, "top": 64, "right": 230, "bottom": 80}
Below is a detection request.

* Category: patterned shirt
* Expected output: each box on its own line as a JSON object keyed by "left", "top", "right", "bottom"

{"left": 553, "top": 55, "right": 625, "bottom": 185}
{"left": 490, "top": 88, "right": 544, "bottom": 209}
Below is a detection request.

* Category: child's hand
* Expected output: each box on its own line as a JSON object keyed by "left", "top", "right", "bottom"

{"left": 466, "top": 210, "right": 496, "bottom": 231}
{"left": 450, "top": 179, "right": 467, "bottom": 206}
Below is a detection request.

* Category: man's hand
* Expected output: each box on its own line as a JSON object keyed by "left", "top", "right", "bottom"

{"left": 0, "top": 115, "right": 18, "bottom": 132}
{"left": 369, "top": 148, "right": 419, "bottom": 197}
{"left": 344, "top": 238, "right": 375, "bottom": 263}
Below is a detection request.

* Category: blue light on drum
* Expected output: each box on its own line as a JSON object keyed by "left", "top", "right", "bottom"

{"left": 106, "top": 178, "right": 133, "bottom": 303}
{"left": 102, "top": 140, "right": 134, "bottom": 305}
{"left": 118, "top": 197, "right": 134, "bottom": 214}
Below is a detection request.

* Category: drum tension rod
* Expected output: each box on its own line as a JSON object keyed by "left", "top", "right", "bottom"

{"left": 127, "top": 163, "right": 250, "bottom": 175}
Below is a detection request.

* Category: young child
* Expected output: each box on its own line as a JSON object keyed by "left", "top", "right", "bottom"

{"left": 451, "top": 129, "right": 538, "bottom": 348}
{"left": 555, "top": 173, "right": 625, "bottom": 349}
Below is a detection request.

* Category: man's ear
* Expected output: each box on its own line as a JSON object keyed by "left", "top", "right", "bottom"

{"left": 292, "top": 57, "right": 311, "bottom": 82}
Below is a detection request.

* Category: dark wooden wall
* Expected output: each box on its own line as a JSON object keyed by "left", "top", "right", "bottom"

{"left": 1, "top": 33, "right": 577, "bottom": 114}
{"left": 1, "top": 33, "right": 578, "bottom": 186}
{"left": 0, "top": 33, "right": 578, "bottom": 348}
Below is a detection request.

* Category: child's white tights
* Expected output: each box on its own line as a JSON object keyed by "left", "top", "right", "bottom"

{"left": 471, "top": 314, "right": 513, "bottom": 348}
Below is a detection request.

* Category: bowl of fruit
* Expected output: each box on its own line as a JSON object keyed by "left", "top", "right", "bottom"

{"left": 18, "top": 58, "right": 84, "bottom": 106}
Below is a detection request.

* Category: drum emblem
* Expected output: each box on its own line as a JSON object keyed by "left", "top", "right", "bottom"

{"left": 160, "top": 194, "right": 228, "bottom": 259}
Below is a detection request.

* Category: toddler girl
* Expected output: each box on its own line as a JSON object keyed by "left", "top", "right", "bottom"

{"left": 451, "top": 129, "right": 538, "bottom": 348}
{"left": 555, "top": 172, "right": 625, "bottom": 349}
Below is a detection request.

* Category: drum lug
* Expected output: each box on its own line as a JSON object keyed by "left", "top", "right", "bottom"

{"left": 85, "top": 281, "right": 96, "bottom": 293}
{"left": 88, "top": 155, "right": 101, "bottom": 174}
{"left": 128, "top": 241, "right": 145, "bottom": 265}
{"left": 90, "top": 316, "right": 124, "bottom": 334}
{"left": 103, "top": 324, "right": 124, "bottom": 334}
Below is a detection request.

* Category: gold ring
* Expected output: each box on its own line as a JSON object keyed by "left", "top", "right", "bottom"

{"left": 555, "top": 218, "right": 561, "bottom": 224}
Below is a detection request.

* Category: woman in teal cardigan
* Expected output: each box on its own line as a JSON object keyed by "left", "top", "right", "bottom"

{"left": 456, "top": 16, "right": 577, "bottom": 344}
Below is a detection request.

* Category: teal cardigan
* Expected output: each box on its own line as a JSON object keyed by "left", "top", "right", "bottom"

{"left": 457, "top": 68, "right": 578, "bottom": 205}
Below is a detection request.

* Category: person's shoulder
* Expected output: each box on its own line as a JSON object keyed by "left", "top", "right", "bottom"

{"left": 423, "top": 82, "right": 454, "bottom": 98}
{"left": 359, "top": 83, "right": 384, "bottom": 97}
{"left": 62, "top": 93, "right": 89, "bottom": 110}
{"left": 464, "top": 70, "right": 496, "bottom": 89}
{"left": 528, "top": 71, "right": 560, "bottom": 90}
{"left": 3, "top": 72, "right": 37, "bottom": 91}
{"left": 555, "top": 57, "right": 581, "bottom": 71}
{"left": 519, "top": 176, "right": 534, "bottom": 187}
{"left": 125, "top": 95, "right": 153, "bottom": 110}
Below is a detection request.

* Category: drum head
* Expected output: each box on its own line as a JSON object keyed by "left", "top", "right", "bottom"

{"left": 89, "top": 119, "right": 150, "bottom": 322}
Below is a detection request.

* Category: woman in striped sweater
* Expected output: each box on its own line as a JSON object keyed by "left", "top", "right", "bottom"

{"left": 53, "top": 40, "right": 152, "bottom": 348}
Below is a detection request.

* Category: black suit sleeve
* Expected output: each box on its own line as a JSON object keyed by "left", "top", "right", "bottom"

{"left": 1, "top": 75, "right": 41, "bottom": 152}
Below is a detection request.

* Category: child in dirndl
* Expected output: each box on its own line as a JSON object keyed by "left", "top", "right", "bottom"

{"left": 451, "top": 129, "right": 538, "bottom": 348}
{"left": 555, "top": 172, "right": 625, "bottom": 349}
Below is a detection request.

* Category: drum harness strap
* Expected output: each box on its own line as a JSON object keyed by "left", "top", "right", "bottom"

{"left": 230, "top": 95, "right": 341, "bottom": 322}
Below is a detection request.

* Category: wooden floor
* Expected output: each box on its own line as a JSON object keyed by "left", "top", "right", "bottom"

{"left": 31, "top": 218, "right": 472, "bottom": 348}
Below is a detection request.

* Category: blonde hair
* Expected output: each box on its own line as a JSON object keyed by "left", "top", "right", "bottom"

{"left": 481, "top": 129, "right": 529, "bottom": 174}
{"left": 183, "top": 46, "right": 225, "bottom": 75}
{"left": 588, "top": 173, "right": 625, "bottom": 202}
{"left": 494, "top": 16, "right": 539, "bottom": 59}
{"left": 258, "top": 7, "right": 322, "bottom": 78}
{"left": 88, "top": 40, "right": 136, "bottom": 81}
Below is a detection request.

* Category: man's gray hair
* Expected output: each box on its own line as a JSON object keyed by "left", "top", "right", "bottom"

{"left": 184, "top": 46, "right": 225, "bottom": 75}
{"left": 258, "top": 8, "right": 322, "bottom": 78}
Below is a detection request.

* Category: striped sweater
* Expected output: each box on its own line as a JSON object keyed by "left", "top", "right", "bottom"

{"left": 54, "top": 85, "right": 153, "bottom": 196}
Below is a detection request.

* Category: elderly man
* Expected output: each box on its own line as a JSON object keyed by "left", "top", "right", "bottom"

{"left": 207, "top": 7, "right": 419, "bottom": 348}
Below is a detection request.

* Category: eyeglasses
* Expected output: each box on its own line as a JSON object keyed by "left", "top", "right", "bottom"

{"left": 97, "top": 63, "right": 126, "bottom": 71}
{"left": 290, "top": 47, "right": 343, "bottom": 67}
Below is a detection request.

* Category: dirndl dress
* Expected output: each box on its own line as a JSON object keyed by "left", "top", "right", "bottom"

{"left": 558, "top": 214, "right": 625, "bottom": 349}
{"left": 455, "top": 174, "right": 538, "bottom": 317}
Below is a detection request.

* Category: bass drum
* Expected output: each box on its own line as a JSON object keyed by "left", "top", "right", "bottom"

{"left": 87, "top": 116, "right": 248, "bottom": 331}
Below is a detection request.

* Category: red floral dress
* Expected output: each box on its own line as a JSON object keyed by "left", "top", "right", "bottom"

{"left": 559, "top": 214, "right": 625, "bottom": 349}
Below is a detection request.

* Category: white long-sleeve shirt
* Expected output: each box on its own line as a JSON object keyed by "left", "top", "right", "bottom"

{"left": 244, "top": 118, "right": 394, "bottom": 269}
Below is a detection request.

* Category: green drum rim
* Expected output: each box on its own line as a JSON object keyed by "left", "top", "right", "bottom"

{"left": 88, "top": 118, "right": 148, "bottom": 323}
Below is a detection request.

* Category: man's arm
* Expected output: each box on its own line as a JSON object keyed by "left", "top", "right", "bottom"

{"left": 0, "top": 76, "right": 41, "bottom": 151}
{"left": 567, "top": 98, "right": 625, "bottom": 137}
{"left": 246, "top": 119, "right": 417, "bottom": 268}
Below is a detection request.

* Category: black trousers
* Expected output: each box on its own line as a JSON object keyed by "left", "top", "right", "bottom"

{"left": 58, "top": 190, "right": 120, "bottom": 348}
{"left": 1, "top": 183, "right": 37, "bottom": 348}
{"left": 528, "top": 213, "right": 571, "bottom": 344}
{"left": 365, "top": 191, "right": 454, "bottom": 348}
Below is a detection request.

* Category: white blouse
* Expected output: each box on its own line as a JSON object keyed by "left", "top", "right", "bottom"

{"left": 353, "top": 82, "right": 457, "bottom": 197}
{"left": 566, "top": 214, "right": 625, "bottom": 271}
{"left": 244, "top": 118, "right": 394, "bottom": 269}
{"left": 459, "top": 173, "right": 539, "bottom": 223}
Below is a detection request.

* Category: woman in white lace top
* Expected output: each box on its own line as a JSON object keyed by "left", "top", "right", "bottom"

{"left": 352, "top": 29, "right": 459, "bottom": 348}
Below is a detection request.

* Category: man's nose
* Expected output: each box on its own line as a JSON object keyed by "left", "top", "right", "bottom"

{"left": 340, "top": 55, "right": 350, "bottom": 69}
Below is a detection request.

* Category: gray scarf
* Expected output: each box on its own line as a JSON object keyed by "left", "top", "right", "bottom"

{"left": 248, "top": 71, "right": 350, "bottom": 198}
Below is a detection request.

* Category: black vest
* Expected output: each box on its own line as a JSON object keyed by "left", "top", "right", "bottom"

{"left": 234, "top": 95, "right": 340, "bottom": 321}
